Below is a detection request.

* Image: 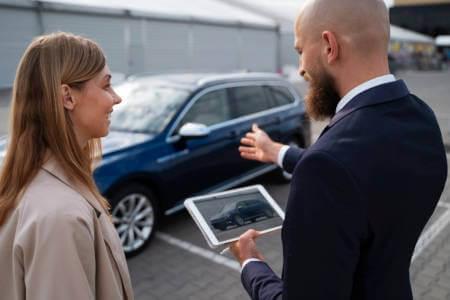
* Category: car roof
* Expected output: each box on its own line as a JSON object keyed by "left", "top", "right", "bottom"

{"left": 123, "top": 72, "right": 287, "bottom": 91}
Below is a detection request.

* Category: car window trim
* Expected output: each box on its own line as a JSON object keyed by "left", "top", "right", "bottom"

{"left": 166, "top": 80, "right": 302, "bottom": 144}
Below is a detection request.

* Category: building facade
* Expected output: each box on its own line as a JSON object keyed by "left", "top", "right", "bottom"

{"left": 390, "top": 0, "right": 450, "bottom": 37}
{"left": 0, "top": 0, "right": 278, "bottom": 88}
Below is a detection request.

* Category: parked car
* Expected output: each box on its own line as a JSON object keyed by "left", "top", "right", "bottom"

{"left": 0, "top": 72, "right": 310, "bottom": 257}
{"left": 210, "top": 199, "right": 274, "bottom": 231}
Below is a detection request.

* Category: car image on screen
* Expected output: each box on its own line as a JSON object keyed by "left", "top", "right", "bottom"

{"left": 210, "top": 199, "right": 275, "bottom": 231}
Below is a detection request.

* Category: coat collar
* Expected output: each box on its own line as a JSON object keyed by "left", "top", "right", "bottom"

{"left": 320, "top": 80, "right": 410, "bottom": 137}
{"left": 41, "top": 156, "right": 104, "bottom": 217}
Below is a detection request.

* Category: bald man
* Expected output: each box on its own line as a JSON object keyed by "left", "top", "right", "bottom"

{"left": 230, "top": 0, "right": 447, "bottom": 299}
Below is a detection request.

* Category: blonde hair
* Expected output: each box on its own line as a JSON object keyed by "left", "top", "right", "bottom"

{"left": 0, "top": 32, "right": 110, "bottom": 225}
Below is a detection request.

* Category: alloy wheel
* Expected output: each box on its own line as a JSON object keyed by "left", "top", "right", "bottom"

{"left": 112, "top": 193, "right": 155, "bottom": 253}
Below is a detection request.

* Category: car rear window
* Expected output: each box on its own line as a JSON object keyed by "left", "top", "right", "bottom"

{"left": 265, "top": 85, "right": 296, "bottom": 107}
{"left": 229, "top": 86, "right": 272, "bottom": 118}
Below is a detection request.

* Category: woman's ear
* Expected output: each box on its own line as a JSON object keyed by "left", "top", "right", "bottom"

{"left": 321, "top": 31, "right": 339, "bottom": 65}
{"left": 61, "top": 84, "right": 76, "bottom": 111}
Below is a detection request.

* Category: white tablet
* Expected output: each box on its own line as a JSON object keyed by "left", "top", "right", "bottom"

{"left": 184, "top": 185, "right": 285, "bottom": 249}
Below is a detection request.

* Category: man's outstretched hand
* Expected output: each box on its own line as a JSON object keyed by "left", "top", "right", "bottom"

{"left": 239, "top": 124, "right": 283, "bottom": 164}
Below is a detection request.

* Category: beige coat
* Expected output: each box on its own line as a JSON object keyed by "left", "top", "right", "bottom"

{"left": 0, "top": 158, "right": 134, "bottom": 300}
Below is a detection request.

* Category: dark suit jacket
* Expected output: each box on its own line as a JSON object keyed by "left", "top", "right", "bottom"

{"left": 241, "top": 80, "right": 448, "bottom": 300}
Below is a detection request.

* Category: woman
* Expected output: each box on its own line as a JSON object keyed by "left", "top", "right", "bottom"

{"left": 0, "top": 32, "right": 133, "bottom": 300}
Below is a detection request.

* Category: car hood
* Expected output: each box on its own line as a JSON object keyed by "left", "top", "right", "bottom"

{"left": 0, "top": 131, "right": 155, "bottom": 165}
{"left": 101, "top": 130, "right": 156, "bottom": 155}
{"left": 211, "top": 211, "right": 230, "bottom": 221}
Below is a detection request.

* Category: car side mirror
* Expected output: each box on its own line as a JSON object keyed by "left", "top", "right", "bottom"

{"left": 178, "top": 122, "right": 211, "bottom": 138}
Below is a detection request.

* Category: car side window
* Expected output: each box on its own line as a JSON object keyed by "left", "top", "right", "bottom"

{"left": 229, "top": 86, "right": 272, "bottom": 118}
{"left": 180, "top": 89, "right": 231, "bottom": 127}
{"left": 265, "top": 85, "right": 295, "bottom": 107}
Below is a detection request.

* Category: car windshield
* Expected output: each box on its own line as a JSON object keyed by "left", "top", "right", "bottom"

{"left": 110, "top": 81, "right": 190, "bottom": 134}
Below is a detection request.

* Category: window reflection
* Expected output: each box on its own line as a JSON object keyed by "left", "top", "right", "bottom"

{"left": 111, "top": 81, "right": 189, "bottom": 134}
{"left": 182, "top": 89, "right": 231, "bottom": 127}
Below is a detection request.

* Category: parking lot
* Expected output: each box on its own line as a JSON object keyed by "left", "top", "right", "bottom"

{"left": 1, "top": 70, "right": 450, "bottom": 299}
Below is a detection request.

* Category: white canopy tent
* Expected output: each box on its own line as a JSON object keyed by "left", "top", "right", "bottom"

{"left": 436, "top": 35, "right": 450, "bottom": 47}
{"left": 390, "top": 25, "right": 434, "bottom": 43}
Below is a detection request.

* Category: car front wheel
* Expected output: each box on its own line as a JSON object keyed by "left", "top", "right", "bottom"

{"left": 233, "top": 215, "right": 245, "bottom": 226}
{"left": 110, "top": 184, "right": 158, "bottom": 257}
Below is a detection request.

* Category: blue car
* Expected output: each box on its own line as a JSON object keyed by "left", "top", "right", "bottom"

{"left": 0, "top": 72, "right": 310, "bottom": 256}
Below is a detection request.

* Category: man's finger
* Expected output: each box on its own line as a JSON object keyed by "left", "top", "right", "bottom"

{"left": 240, "top": 137, "right": 255, "bottom": 146}
{"left": 246, "top": 132, "right": 256, "bottom": 139}
{"left": 241, "top": 229, "right": 262, "bottom": 240}
{"left": 252, "top": 123, "right": 260, "bottom": 133}
{"left": 229, "top": 241, "right": 239, "bottom": 252}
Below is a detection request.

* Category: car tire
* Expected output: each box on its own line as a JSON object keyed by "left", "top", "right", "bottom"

{"left": 109, "top": 183, "right": 159, "bottom": 258}
{"left": 276, "top": 135, "right": 303, "bottom": 182}
{"left": 233, "top": 215, "right": 245, "bottom": 226}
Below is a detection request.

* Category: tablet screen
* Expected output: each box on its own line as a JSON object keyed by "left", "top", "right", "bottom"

{"left": 186, "top": 185, "right": 284, "bottom": 246}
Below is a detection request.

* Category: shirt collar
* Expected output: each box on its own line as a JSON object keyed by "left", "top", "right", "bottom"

{"left": 335, "top": 74, "right": 396, "bottom": 113}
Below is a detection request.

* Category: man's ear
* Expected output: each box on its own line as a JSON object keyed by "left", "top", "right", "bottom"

{"left": 322, "top": 31, "right": 339, "bottom": 64}
{"left": 61, "top": 84, "right": 76, "bottom": 111}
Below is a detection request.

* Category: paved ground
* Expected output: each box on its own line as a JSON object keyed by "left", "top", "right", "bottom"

{"left": 1, "top": 70, "right": 450, "bottom": 299}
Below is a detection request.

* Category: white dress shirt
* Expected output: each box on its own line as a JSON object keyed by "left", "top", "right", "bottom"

{"left": 241, "top": 74, "right": 396, "bottom": 272}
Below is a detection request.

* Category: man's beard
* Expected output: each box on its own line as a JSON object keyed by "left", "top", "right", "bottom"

{"left": 304, "top": 68, "right": 341, "bottom": 121}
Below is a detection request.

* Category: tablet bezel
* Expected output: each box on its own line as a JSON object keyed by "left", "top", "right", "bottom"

{"left": 184, "top": 184, "right": 285, "bottom": 248}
